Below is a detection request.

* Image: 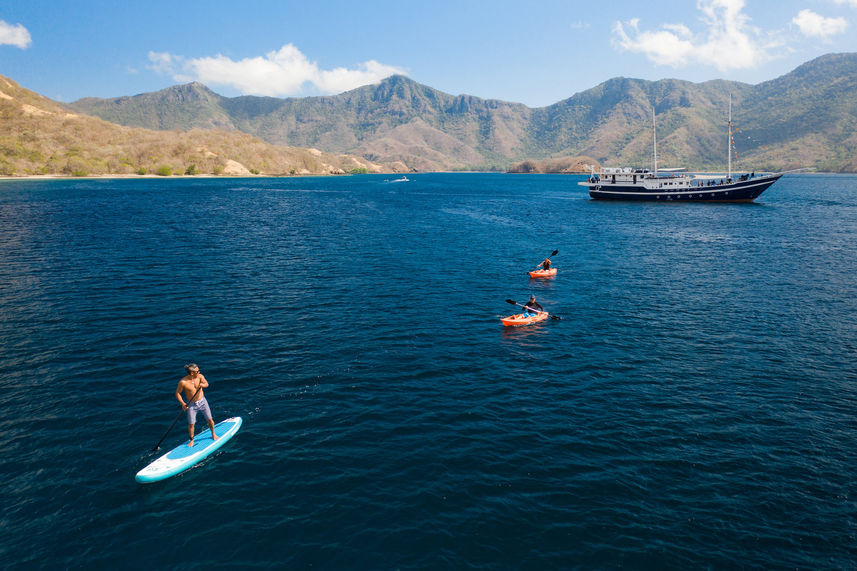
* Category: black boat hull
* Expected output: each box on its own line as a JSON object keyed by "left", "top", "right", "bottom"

{"left": 587, "top": 174, "right": 782, "bottom": 202}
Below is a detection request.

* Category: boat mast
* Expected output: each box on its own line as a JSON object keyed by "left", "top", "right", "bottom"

{"left": 652, "top": 107, "right": 657, "bottom": 176}
{"left": 727, "top": 94, "right": 732, "bottom": 182}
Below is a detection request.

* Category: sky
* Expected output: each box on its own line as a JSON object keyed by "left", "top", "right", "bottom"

{"left": 1, "top": 0, "right": 856, "bottom": 108}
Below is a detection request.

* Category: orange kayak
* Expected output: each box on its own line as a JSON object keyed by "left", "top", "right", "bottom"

{"left": 501, "top": 312, "right": 549, "bottom": 326}
{"left": 528, "top": 268, "right": 557, "bottom": 278}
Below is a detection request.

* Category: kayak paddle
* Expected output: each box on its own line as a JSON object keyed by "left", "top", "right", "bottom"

{"left": 530, "top": 249, "right": 558, "bottom": 272}
{"left": 505, "top": 298, "right": 562, "bottom": 320}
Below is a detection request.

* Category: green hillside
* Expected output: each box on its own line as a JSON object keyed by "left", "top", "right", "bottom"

{"left": 71, "top": 75, "right": 533, "bottom": 171}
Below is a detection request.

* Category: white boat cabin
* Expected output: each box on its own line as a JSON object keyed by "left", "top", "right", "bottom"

{"left": 590, "top": 167, "right": 695, "bottom": 189}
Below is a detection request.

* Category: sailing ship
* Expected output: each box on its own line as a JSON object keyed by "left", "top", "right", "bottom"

{"left": 579, "top": 97, "right": 782, "bottom": 202}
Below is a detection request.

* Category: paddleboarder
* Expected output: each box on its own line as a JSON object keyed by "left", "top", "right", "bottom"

{"left": 523, "top": 294, "right": 544, "bottom": 316}
{"left": 175, "top": 363, "right": 219, "bottom": 447}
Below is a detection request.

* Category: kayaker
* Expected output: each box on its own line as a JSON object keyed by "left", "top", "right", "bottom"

{"left": 523, "top": 295, "right": 544, "bottom": 316}
{"left": 540, "top": 257, "right": 552, "bottom": 271}
{"left": 175, "top": 363, "right": 219, "bottom": 447}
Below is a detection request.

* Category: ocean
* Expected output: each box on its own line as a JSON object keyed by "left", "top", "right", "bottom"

{"left": 1, "top": 173, "right": 856, "bottom": 568}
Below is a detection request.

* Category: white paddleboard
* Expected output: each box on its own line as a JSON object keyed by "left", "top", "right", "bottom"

{"left": 135, "top": 416, "right": 242, "bottom": 484}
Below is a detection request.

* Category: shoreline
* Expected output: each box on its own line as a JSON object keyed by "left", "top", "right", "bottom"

{"left": 0, "top": 173, "right": 361, "bottom": 182}
{"left": 0, "top": 171, "right": 838, "bottom": 182}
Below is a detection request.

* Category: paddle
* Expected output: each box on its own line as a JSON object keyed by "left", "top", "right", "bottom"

{"left": 505, "top": 298, "right": 562, "bottom": 320}
{"left": 152, "top": 384, "right": 203, "bottom": 451}
{"left": 530, "top": 249, "right": 558, "bottom": 272}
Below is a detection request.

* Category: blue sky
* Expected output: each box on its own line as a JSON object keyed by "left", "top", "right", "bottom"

{"left": 1, "top": 0, "right": 856, "bottom": 107}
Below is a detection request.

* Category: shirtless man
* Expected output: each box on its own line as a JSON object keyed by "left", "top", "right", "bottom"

{"left": 175, "top": 363, "right": 218, "bottom": 447}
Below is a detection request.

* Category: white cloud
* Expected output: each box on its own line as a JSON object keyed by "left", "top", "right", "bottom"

{"left": 0, "top": 20, "right": 31, "bottom": 49}
{"left": 792, "top": 9, "right": 848, "bottom": 39}
{"left": 613, "top": 0, "right": 772, "bottom": 71}
{"left": 613, "top": 19, "right": 695, "bottom": 66}
{"left": 147, "top": 51, "right": 176, "bottom": 74}
{"left": 148, "top": 44, "right": 405, "bottom": 96}
{"left": 833, "top": 0, "right": 857, "bottom": 7}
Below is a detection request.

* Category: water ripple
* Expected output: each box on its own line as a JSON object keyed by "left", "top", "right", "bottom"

{"left": 1, "top": 174, "right": 857, "bottom": 568}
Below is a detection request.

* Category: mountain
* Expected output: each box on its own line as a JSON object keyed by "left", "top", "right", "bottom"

{"left": 742, "top": 53, "right": 857, "bottom": 171}
{"left": 72, "top": 81, "right": 235, "bottom": 131}
{"left": 70, "top": 75, "right": 535, "bottom": 172}
{"left": 0, "top": 76, "right": 397, "bottom": 177}
{"left": 67, "top": 53, "right": 857, "bottom": 172}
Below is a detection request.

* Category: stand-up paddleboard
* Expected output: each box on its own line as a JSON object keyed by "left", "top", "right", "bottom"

{"left": 136, "top": 417, "right": 242, "bottom": 484}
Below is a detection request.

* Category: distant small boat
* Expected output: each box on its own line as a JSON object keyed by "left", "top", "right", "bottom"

{"left": 579, "top": 96, "right": 782, "bottom": 202}
{"left": 389, "top": 176, "right": 409, "bottom": 183}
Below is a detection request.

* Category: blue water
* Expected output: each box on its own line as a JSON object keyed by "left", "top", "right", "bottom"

{"left": 2, "top": 173, "right": 856, "bottom": 568}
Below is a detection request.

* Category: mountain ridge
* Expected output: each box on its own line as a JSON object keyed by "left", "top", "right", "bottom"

{"left": 67, "top": 53, "right": 857, "bottom": 172}
{"left": 0, "top": 75, "right": 400, "bottom": 177}
{"left": 3, "top": 53, "right": 856, "bottom": 175}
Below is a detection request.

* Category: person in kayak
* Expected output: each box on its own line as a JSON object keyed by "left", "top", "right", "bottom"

{"left": 175, "top": 363, "right": 219, "bottom": 447}
{"left": 523, "top": 295, "right": 544, "bottom": 316}
{"left": 539, "top": 257, "right": 552, "bottom": 271}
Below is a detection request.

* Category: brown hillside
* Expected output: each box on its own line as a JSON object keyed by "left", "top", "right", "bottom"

{"left": 0, "top": 76, "right": 395, "bottom": 177}
{"left": 508, "top": 156, "right": 599, "bottom": 174}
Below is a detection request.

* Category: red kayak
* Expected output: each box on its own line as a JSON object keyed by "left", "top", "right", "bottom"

{"left": 500, "top": 312, "right": 549, "bottom": 326}
{"left": 528, "top": 268, "right": 557, "bottom": 278}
